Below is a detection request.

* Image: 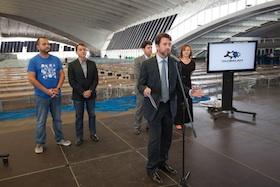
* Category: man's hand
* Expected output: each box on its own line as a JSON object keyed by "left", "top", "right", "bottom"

{"left": 83, "top": 90, "right": 92, "bottom": 98}
{"left": 52, "top": 88, "right": 60, "bottom": 95}
{"left": 28, "top": 72, "right": 55, "bottom": 97}
{"left": 46, "top": 89, "right": 56, "bottom": 98}
{"left": 143, "top": 87, "right": 151, "bottom": 97}
{"left": 191, "top": 87, "right": 204, "bottom": 97}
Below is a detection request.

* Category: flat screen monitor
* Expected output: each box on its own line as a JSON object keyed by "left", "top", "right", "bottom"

{"left": 207, "top": 41, "right": 257, "bottom": 73}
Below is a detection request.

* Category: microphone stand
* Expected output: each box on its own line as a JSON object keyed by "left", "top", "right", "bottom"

{"left": 174, "top": 59, "right": 197, "bottom": 187}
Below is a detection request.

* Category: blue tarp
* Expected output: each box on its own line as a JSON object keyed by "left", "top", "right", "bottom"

{"left": 0, "top": 95, "right": 209, "bottom": 121}
{"left": 0, "top": 96, "right": 136, "bottom": 121}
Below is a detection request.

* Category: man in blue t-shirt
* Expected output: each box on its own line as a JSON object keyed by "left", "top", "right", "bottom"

{"left": 27, "top": 37, "right": 71, "bottom": 154}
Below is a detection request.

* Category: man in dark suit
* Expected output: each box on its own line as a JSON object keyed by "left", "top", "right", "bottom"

{"left": 68, "top": 43, "right": 99, "bottom": 146}
{"left": 138, "top": 33, "right": 203, "bottom": 184}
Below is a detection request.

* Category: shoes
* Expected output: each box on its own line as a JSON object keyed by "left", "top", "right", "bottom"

{"left": 35, "top": 144, "right": 44, "bottom": 154}
{"left": 36, "top": 139, "right": 71, "bottom": 154}
{"left": 134, "top": 129, "right": 141, "bottom": 135}
{"left": 90, "top": 134, "right": 100, "bottom": 142}
{"left": 159, "top": 163, "right": 178, "bottom": 174}
{"left": 57, "top": 139, "right": 72, "bottom": 146}
{"left": 147, "top": 169, "right": 163, "bottom": 184}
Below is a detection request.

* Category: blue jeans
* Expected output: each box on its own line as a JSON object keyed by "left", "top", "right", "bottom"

{"left": 35, "top": 95, "right": 64, "bottom": 144}
{"left": 73, "top": 99, "right": 96, "bottom": 140}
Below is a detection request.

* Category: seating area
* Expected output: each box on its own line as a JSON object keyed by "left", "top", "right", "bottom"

{"left": 0, "top": 60, "right": 279, "bottom": 112}
{"left": 0, "top": 61, "right": 135, "bottom": 112}
{"left": 192, "top": 63, "right": 280, "bottom": 96}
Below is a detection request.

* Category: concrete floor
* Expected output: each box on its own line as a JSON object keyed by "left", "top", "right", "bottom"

{"left": 0, "top": 87, "right": 280, "bottom": 187}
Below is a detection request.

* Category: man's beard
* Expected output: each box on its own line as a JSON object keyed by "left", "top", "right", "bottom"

{"left": 160, "top": 50, "right": 170, "bottom": 57}
{"left": 42, "top": 47, "right": 50, "bottom": 53}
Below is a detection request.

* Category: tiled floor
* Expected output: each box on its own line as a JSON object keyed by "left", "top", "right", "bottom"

{"left": 0, "top": 87, "right": 279, "bottom": 187}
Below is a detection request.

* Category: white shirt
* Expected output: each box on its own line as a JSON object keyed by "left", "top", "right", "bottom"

{"left": 156, "top": 53, "right": 169, "bottom": 88}
{"left": 78, "top": 58, "right": 87, "bottom": 78}
{"left": 156, "top": 54, "right": 193, "bottom": 97}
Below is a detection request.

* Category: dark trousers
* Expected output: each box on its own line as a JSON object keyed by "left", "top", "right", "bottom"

{"left": 147, "top": 101, "right": 173, "bottom": 172}
{"left": 134, "top": 92, "right": 145, "bottom": 130}
{"left": 73, "top": 99, "right": 96, "bottom": 141}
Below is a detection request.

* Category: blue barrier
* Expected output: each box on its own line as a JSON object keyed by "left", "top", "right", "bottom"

{"left": 0, "top": 96, "right": 136, "bottom": 121}
{"left": 0, "top": 95, "right": 209, "bottom": 121}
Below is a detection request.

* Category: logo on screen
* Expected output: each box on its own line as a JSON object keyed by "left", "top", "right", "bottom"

{"left": 224, "top": 51, "right": 241, "bottom": 59}
{"left": 222, "top": 50, "right": 243, "bottom": 63}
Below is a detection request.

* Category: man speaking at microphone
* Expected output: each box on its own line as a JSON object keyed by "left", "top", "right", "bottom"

{"left": 138, "top": 33, "right": 203, "bottom": 184}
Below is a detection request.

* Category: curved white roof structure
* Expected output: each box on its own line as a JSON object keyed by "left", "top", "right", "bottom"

{"left": 0, "top": 0, "right": 279, "bottom": 57}
{"left": 0, "top": 0, "right": 189, "bottom": 53}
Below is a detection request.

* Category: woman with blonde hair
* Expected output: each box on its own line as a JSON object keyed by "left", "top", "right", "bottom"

{"left": 175, "top": 44, "right": 196, "bottom": 130}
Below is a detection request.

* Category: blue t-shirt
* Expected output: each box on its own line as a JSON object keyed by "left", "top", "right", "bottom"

{"left": 27, "top": 54, "right": 63, "bottom": 98}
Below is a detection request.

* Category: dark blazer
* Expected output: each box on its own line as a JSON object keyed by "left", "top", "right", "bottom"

{"left": 68, "top": 59, "right": 99, "bottom": 100}
{"left": 138, "top": 55, "right": 186, "bottom": 121}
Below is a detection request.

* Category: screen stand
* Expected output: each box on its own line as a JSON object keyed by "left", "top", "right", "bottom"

{"left": 208, "top": 71, "right": 256, "bottom": 120}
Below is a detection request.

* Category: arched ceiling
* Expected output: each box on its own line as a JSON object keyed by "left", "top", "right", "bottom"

{"left": 0, "top": 0, "right": 190, "bottom": 53}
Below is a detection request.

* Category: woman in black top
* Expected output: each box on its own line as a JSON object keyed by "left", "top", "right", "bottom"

{"left": 175, "top": 44, "right": 196, "bottom": 130}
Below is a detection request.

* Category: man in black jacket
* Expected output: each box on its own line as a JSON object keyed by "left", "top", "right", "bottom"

{"left": 68, "top": 43, "right": 99, "bottom": 146}
{"left": 138, "top": 33, "right": 203, "bottom": 184}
